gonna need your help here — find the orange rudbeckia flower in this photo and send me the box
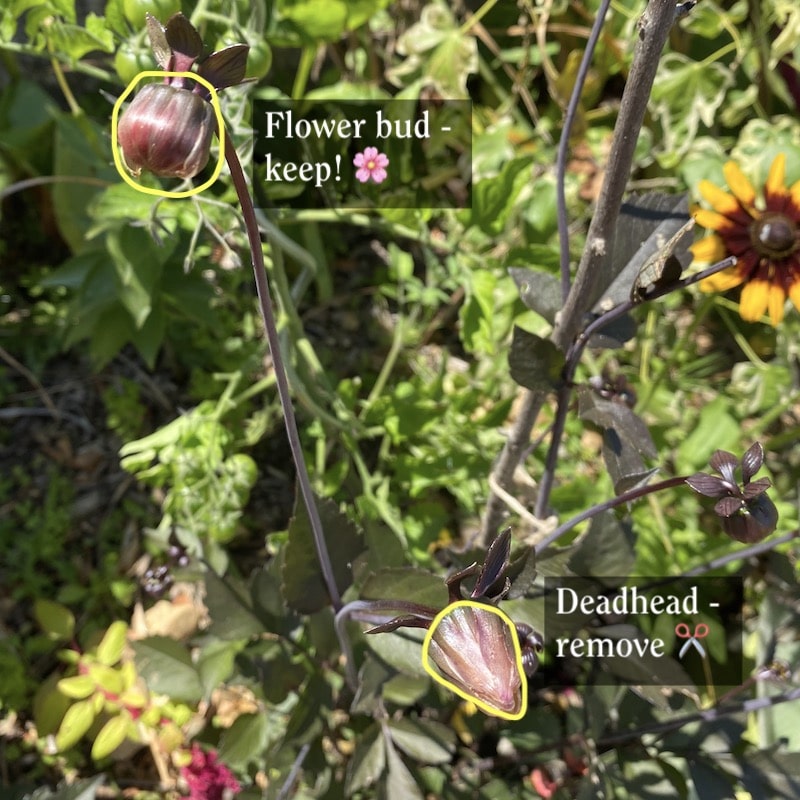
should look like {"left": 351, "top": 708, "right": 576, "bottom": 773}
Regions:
{"left": 691, "top": 153, "right": 800, "bottom": 325}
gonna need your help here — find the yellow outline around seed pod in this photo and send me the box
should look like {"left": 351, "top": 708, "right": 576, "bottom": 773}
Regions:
{"left": 421, "top": 599, "right": 528, "bottom": 721}
{"left": 111, "top": 71, "right": 225, "bottom": 199}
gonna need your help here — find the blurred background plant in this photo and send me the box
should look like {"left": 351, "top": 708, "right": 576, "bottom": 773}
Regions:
{"left": 1, "top": 0, "right": 800, "bottom": 797}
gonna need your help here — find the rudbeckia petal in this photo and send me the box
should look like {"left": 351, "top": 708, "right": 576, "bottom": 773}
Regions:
{"left": 698, "top": 180, "right": 743, "bottom": 217}
{"left": 700, "top": 268, "right": 744, "bottom": 293}
{"left": 767, "top": 282, "right": 786, "bottom": 325}
{"left": 739, "top": 280, "right": 770, "bottom": 321}
{"left": 694, "top": 208, "right": 735, "bottom": 232}
{"left": 723, "top": 161, "right": 756, "bottom": 208}
{"left": 690, "top": 235, "right": 727, "bottom": 263}
{"left": 765, "top": 153, "right": 786, "bottom": 197}
{"left": 788, "top": 280, "right": 800, "bottom": 312}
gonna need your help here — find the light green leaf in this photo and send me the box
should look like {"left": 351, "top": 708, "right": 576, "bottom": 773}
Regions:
{"left": 470, "top": 156, "right": 533, "bottom": 236}
{"left": 57, "top": 675, "right": 96, "bottom": 700}
{"left": 34, "top": 600, "right": 75, "bottom": 642}
{"left": 55, "top": 698, "right": 97, "bottom": 751}
{"left": 95, "top": 621, "right": 128, "bottom": 667}
{"left": 91, "top": 714, "right": 132, "bottom": 760}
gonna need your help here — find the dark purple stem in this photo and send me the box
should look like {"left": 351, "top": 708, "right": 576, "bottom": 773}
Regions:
{"left": 534, "top": 256, "right": 737, "bottom": 519}
{"left": 224, "top": 131, "right": 342, "bottom": 611}
{"left": 535, "top": 475, "right": 688, "bottom": 553}
{"left": 557, "top": 0, "right": 613, "bottom": 301}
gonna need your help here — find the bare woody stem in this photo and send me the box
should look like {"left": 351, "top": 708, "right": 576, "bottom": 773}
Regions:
{"left": 224, "top": 130, "right": 342, "bottom": 611}
{"left": 482, "top": 0, "right": 678, "bottom": 541}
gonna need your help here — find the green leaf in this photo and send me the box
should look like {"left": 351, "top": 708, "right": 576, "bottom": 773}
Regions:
{"left": 105, "top": 227, "right": 168, "bottom": 328}
{"left": 387, "top": 718, "right": 456, "bottom": 764}
{"left": 675, "top": 396, "right": 739, "bottom": 473}
{"left": 131, "top": 637, "right": 204, "bottom": 702}
{"left": 384, "top": 730, "right": 423, "bottom": 799}
{"left": 51, "top": 112, "right": 115, "bottom": 253}
{"left": 282, "top": 494, "right": 365, "bottom": 614}
{"left": 218, "top": 712, "right": 283, "bottom": 770}
{"left": 651, "top": 53, "right": 734, "bottom": 168}
{"left": 277, "top": 0, "right": 392, "bottom": 42}
{"left": 56, "top": 675, "right": 96, "bottom": 700}
{"left": 197, "top": 640, "right": 243, "bottom": 696}
{"left": 568, "top": 512, "right": 636, "bottom": 580}
{"left": 55, "top": 698, "right": 97, "bottom": 751}
{"left": 91, "top": 714, "right": 132, "bottom": 760}
{"left": 508, "top": 326, "right": 565, "bottom": 393}
{"left": 470, "top": 156, "right": 533, "bottom": 236}
{"left": 393, "top": 3, "right": 477, "bottom": 98}
{"left": 204, "top": 568, "right": 265, "bottom": 641}
{"left": 95, "top": 621, "right": 127, "bottom": 667}
{"left": 345, "top": 723, "right": 385, "bottom": 795}
{"left": 34, "top": 599, "right": 75, "bottom": 641}
{"left": 46, "top": 17, "right": 114, "bottom": 60}
{"left": 361, "top": 567, "right": 448, "bottom": 609}
{"left": 23, "top": 775, "right": 106, "bottom": 800}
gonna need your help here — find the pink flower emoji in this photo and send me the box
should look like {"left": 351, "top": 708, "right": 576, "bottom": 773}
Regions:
{"left": 180, "top": 744, "right": 241, "bottom": 800}
{"left": 353, "top": 146, "right": 389, "bottom": 184}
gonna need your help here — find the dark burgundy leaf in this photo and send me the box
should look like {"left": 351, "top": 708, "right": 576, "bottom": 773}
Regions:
{"left": 742, "top": 477, "right": 772, "bottom": 499}
{"left": 586, "top": 313, "right": 637, "bottom": 350}
{"left": 200, "top": 44, "right": 249, "bottom": 89}
{"left": 685, "top": 474, "right": 730, "bottom": 498}
{"left": 715, "top": 496, "right": 745, "bottom": 517}
{"left": 366, "top": 615, "right": 432, "bottom": 634}
{"left": 741, "top": 442, "right": 765, "bottom": 483}
{"left": 508, "top": 268, "right": 562, "bottom": 324}
{"left": 472, "top": 528, "right": 512, "bottom": 598}
{"left": 164, "top": 12, "right": 203, "bottom": 61}
{"left": 508, "top": 326, "right": 565, "bottom": 393}
{"left": 709, "top": 450, "right": 738, "bottom": 483}
{"left": 145, "top": 13, "right": 171, "bottom": 68}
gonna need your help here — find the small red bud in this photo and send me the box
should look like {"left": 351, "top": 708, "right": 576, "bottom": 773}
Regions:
{"left": 117, "top": 83, "right": 215, "bottom": 179}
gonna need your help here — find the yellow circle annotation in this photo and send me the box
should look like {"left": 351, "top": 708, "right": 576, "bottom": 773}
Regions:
{"left": 421, "top": 599, "right": 528, "bottom": 721}
{"left": 111, "top": 71, "right": 225, "bottom": 199}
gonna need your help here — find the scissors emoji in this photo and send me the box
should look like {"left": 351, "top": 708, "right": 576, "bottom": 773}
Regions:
{"left": 675, "top": 622, "right": 709, "bottom": 659}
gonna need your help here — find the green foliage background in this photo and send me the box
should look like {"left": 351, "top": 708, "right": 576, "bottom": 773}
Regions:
{"left": 1, "top": 0, "right": 800, "bottom": 797}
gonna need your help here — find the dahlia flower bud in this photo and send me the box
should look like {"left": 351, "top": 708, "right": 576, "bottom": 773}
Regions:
{"left": 427, "top": 603, "right": 524, "bottom": 716}
{"left": 117, "top": 83, "right": 215, "bottom": 179}
{"left": 115, "top": 12, "right": 249, "bottom": 180}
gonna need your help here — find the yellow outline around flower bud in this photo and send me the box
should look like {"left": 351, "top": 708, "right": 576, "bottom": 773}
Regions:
{"left": 111, "top": 71, "right": 225, "bottom": 199}
{"left": 421, "top": 600, "right": 528, "bottom": 721}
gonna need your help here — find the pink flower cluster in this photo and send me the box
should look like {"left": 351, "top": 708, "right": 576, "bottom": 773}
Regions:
{"left": 180, "top": 744, "right": 241, "bottom": 800}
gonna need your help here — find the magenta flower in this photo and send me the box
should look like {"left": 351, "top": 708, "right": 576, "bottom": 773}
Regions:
{"left": 353, "top": 146, "right": 389, "bottom": 184}
{"left": 180, "top": 744, "right": 241, "bottom": 800}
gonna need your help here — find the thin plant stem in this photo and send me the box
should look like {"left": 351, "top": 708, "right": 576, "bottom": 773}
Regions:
{"left": 534, "top": 256, "right": 736, "bottom": 518}
{"left": 459, "top": 0, "right": 501, "bottom": 35}
{"left": 557, "top": 0, "right": 612, "bottom": 301}
{"left": 534, "top": 475, "right": 688, "bottom": 553}
{"left": 223, "top": 131, "right": 342, "bottom": 611}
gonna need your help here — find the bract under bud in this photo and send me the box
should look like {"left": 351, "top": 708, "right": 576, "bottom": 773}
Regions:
{"left": 427, "top": 603, "right": 524, "bottom": 716}
{"left": 117, "top": 83, "right": 215, "bottom": 179}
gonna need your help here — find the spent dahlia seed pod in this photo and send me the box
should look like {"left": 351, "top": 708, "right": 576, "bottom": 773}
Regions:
{"left": 428, "top": 603, "right": 523, "bottom": 715}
